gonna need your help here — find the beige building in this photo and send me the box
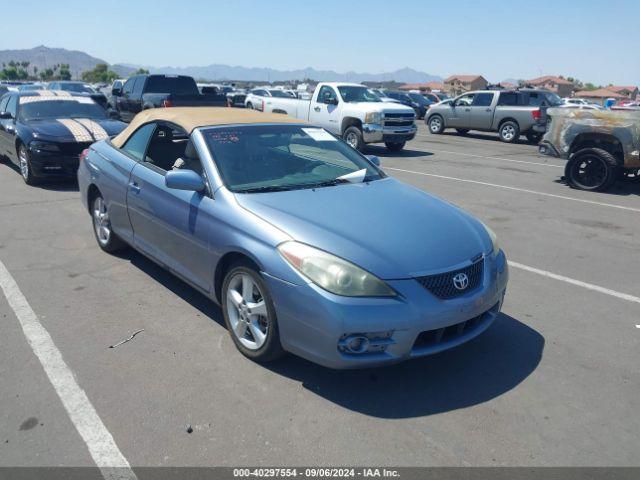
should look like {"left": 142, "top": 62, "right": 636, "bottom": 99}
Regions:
{"left": 607, "top": 86, "right": 639, "bottom": 99}
{"left": 525, "top": 76, "right": 575, "bottom": 97}
{"left": 443, "top": 75, "right": 488, "bottom": 95}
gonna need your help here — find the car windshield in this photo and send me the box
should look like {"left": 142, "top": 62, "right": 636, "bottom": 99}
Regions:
{"left": 269, "top": 90, "right": 291, "bottom": 98}
{"left": 337, "top": 86, "right": 381, "bottom": 103}
{"left": 18, "top": 99, "right": 107, "bottom": 121}
{"left": 59, "top": 83, "right": 95, "bottom": 93}
{"left": 203, "top": 125, "right": 384, "bottom": 193}
{"left": 146, "top": 76, "right": 199, "bottom": 95}
{"left": 408, "top": 93, "right": 431, "bottom": 105}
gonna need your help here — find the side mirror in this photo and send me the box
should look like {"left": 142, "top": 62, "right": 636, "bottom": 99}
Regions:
{"left": 111, "top": 87, "right": 122, "bottom": 96}
{"left": 0, "top": 111, "right": 12, "bottom": 119}
{"left": 365, "top": 155, "right": 381, "bottom": 167}
{"left": 165, "top": 169, "right": 206, "bottom": 192}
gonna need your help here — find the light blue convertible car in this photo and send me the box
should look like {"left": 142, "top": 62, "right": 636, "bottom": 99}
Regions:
{"left": 78, "top": 107, "right": 508, "bottom": 369}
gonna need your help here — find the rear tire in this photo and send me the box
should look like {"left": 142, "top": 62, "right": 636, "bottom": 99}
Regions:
{"left": 428, "top": 115, "right": 444, "bottom": 134}
{"left": 499, "top": 120, "right": 520, "bottom": 143}
{"left": 456, "top": 128, "right": 469, "bottom": 135}
{"left": 91, "top": 193, "right": 127, "bottom": 253}
{"left": 221, "top": 260, "right": 285, "bottom": 363}
{"left": 384, "top": 141, "right": 405, "bottom": 152}
{"left": 565, "top": 148, "right": 618, "bottom": 192}
{"left": 343, "top": 126, "right": 365, "bottom": 152}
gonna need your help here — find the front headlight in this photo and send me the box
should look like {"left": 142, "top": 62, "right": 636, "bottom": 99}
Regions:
{"left": 30, "top": 141, "right": 60, "bottom": 152}
{"left": 480, "top": 221, "right": 500, "bottom": 255}
{"left": 364, "top": 111, "right": 383, "bottom": 125}
{"left": 278, "top": 241, "right": 396, "bottom": 297}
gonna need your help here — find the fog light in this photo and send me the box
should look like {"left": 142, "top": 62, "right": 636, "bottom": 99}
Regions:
{"left": 338, "top": 331, "right": 394, "bottom": 355}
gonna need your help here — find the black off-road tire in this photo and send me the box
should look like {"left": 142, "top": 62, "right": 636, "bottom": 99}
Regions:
{"left": 565, "top": 148, "right": 619, "bottom": 192}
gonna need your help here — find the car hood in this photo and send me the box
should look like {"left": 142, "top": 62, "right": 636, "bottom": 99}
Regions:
{"left": 235, "top": 178, "right": 491, "bottom": 279}
{"left": 24, "top": 118, "right": 126, "bottom": 142}
{"left": 343, "top": 102, "right": 415, "bottom": 115}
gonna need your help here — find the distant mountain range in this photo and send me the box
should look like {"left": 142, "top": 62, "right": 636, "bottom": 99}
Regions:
{"left": 0, "top": 46, "right": 443, "bottom": 83}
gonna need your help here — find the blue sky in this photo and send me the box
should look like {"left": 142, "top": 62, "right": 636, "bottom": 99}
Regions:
{"left": 3, "top": 0, "right": 639, "bottom": 85}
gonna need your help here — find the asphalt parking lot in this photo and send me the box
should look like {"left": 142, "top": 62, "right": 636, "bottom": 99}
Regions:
{"left": 1, "top": 123, "right": 639, "bottom": 468}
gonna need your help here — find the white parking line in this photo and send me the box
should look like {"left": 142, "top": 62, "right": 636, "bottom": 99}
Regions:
{"left": 385, "top": 167, "right": 640, "bottom": 213}
{"left": 508, "top": 261, "right": 640, "bottom": 305}
{"left": 0, "top": 259, "right": 136, "bottom": 480}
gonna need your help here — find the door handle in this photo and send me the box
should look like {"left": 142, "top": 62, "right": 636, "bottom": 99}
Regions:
{"left": 485, "top": 108, "right": 492, "bottom": 112}
{"left": 464, "top": 108, "right": 471, "bottom": 112}
{"left": 314, "top": 107, "right": 321, "bottom": 112}
{"left": 129, "top": 182, "right": 140, "bottom": 194}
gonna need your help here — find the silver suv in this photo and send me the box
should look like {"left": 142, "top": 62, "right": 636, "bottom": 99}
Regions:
{"left": 426, "top": 89, "right": 558, "bottom": 143}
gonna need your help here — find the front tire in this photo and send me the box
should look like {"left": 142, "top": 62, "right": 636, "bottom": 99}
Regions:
{"left": 18, "top": 144, "right": 38, "bottom": 186}
{"left": 91, "top": 194, "right": 127, "bottom": 253}
{"left": 384, "top": 141, "right": 405, "bottom": 152}
{"left": 499, "top": 120, "right": 520, "bottom": 143}
{"left": 428, "top": 115, "right": 444, "bottom": 134}
{"left": 343, "top": 126, "right": 365, "bottom": 152}
{"left": 222, "top": 261, "right": 284, "bottom": 363}
{"left": 565, "top": 148, "right": 618, "bottom": 192}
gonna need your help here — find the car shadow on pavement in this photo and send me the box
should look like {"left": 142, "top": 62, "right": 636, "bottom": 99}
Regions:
{"left": 554, "top": 177, "right": 640, "bottom": 197}
{"left": 364, "top": 145, "right": 433, "bottom": 158}
{"left": 441, "top": 131, "right": 534, "bottom": 145}
{"left": 1, "top": 161, "right": 79, "bottom": 192}
{"left": 266, "top": 313, "right": 544, "bottom": 419}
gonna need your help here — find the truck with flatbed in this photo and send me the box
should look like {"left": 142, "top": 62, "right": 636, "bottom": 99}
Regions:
{"left": 258, "top": 82, "right": 417, "bottom": 151}
{"left": 539, "top": 108, "right": 640, "bottom": 191}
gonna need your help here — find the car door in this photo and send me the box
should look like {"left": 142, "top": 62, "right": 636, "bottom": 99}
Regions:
{"left": 308, "top": 86, "right": 341, "bottom": 134}
{"left": 126, "top": 123, "right": 213, "bottom": 292}
{"left": 0, "top": 95, "right": 11, "bottom": 158}
{"left": 118, "top": 77, "right": 136, "bottom": 122}
{"left": 129, "top": 76, "right": 145, "bottom": 115}
{"left": 467, "top": 92, "right": 495, "bottom": 130}
{"left": 0, "top": 94, "right": 19, "bottom": 162}
{"left": 447, "top": 93, "right": 475, "bottom": 128}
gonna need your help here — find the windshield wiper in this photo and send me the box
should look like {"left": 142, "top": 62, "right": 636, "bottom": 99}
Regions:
{"left": 236, "top": 185, "right": 300, "bottom": 193}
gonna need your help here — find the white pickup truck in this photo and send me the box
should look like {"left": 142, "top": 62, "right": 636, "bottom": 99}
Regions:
{"left": 260, "top": 82, "right": 417, "bottom": 151}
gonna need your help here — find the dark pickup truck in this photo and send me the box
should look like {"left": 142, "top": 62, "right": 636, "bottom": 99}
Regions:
{"left": 110, "top": 74, "right": 227, "bottom": 122}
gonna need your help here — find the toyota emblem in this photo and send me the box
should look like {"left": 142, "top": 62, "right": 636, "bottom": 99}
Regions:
{"left": 452, "top": 272, "right": 469, "bottom": 290}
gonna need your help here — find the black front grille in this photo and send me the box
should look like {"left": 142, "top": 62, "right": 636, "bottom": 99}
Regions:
{"left": 415, "top": 257, "right": 484, "bottom": 299}
{"left": 412, "top": 303, "right": 497, "bottom": 351}
{"left": 385, "top": 120, "right": 414, "bottom": 127}
{"left": 385, "top": 112, "right": 414, "bottom": 119}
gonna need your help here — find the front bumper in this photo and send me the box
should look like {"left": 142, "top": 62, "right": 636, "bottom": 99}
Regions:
{"left": 362, "top": 123, "right": 417, "bottom": 144}
{"left": 264, "top": 251, "right": 509, "bottom": 369}
{"left": 29, "top": 148, "right": 82, "bottom": 178}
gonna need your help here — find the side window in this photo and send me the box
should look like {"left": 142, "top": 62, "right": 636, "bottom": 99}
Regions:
{"left": 132, "top": 77, "right": 145, "bottom": 96}
{"left": 144, "top": 124, "right": 193, "bottom": 173}
{"left": 528, "top": 93, "right": 542, "bottom": 106}
{"left": 122, "top": 78, "right": 135, "bottom": 95}
{"left": 472, "top": 93, "right": 494, "bottom": 107}
{"left": 6, "top": 94, "right": 18, "bottom": 117}
{"left": 121, "top": 123, "right": 156, "bottom": 161}
{"left": 497, "top": 92, "right": 518, "bottom": 106}
{"left": 0, "top": 95, "right": 9, "bottom": 112}
{"left": 455, "top": 93, "right": 475, "bottom": 106}
{"left": 316, "top": 86, "right": 337, "bottom": 104}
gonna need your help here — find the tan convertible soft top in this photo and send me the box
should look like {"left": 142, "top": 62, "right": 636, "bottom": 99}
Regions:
{"left": 111, "top": 107, "right": 306, "bottom": 148}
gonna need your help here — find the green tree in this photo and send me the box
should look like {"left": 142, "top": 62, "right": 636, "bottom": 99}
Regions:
{"left": 81, "top": 63, "right": 118, "bottom": 83}
{"left": 135, "top": 68, "right": 149, "bottom": 75}
{"left": 57, "top": 64, "right": 72, "bottom": 81}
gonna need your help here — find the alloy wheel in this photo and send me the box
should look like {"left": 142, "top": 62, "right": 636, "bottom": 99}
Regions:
{"left": 501, "top": 125, "right": 516, "bottom": 141}
{"left": 430, "top": 117, "right": 441, "bottom": 133}
{"left": 19, "top": 146, "right": 29, "bottom": 181}
{"left": 570, "top": 155, "right": 608, "bottom": 189}
{"left": 93, "top": 197, "right": 112, "bottom": 246}
{"left": 226, "top": 273, "right": 269, "bottom": 350}
{"left": 345, "top": 132, "right": 358, "bottom": 148}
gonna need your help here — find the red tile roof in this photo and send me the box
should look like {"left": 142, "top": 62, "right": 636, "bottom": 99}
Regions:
{"left": 527, "top": 75, "right": 573, "bottom": 86}
{"left": 574, "top": 88, "right": 626, "bottom": 99}
{"left": 607, "top": 85, "right": 638, "bottom": 94}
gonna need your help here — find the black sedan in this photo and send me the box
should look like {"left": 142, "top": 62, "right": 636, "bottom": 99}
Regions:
{"left": 47, "top": 81, "right": 109, "bottom": 110}
{"left": 0, "top": 90, "right": 126, "bottom": 185}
